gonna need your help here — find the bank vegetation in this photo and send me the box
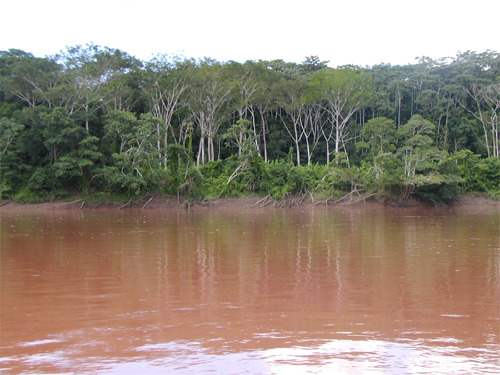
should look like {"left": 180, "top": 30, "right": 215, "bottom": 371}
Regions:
{"left": 1, "top": 46, "right": 499, "bottom": 206}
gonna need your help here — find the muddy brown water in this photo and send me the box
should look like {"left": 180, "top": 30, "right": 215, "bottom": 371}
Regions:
{"left": 1, "top": 205, "right": 499, "bottom": 374}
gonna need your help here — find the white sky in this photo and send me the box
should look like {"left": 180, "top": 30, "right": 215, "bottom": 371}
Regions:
{"left": 1, "top": 0, "right": 499, "bottom": 67}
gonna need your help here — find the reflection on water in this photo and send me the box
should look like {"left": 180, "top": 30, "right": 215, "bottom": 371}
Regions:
{"left": 4, "top": 338, "right": 498, "bottom": 375}
{"left": 1, "top": 205, "right": 499, "bottom": 374}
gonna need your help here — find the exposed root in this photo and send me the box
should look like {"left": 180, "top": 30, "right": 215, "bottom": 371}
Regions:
{"left": 314, "top": 195, "right": 335, "bottom": 206}
{"left": 251, "top": 192, "right": 311, "bottom": 208}
{"left": 338, "top": 192, "right": 379, "bottom": 205}
{"left": 251, "top": 194, "right": 273, "bottom": 208}
{"left": 315, "top": 189, "right": 380, "bottom": 206}
{"left": 307, "top": 189, "right": 315, "bottom": 205}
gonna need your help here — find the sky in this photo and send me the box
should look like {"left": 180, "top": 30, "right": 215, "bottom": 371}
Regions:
{"left": 1, "top": 0, "right": 499, "bottom": 67}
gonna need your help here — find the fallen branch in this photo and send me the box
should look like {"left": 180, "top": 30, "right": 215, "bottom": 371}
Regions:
{"left": 314, "top": 195, "right": 335, "bottom": 206}
{"left": 142, "top": 195, "right": 155, "bottom": 209}
{"left": 59, "top": 199, "right": 84, "bottom": 206}
{"left": 338, "top": 192, "right": 379, "bottom": 206}
{"left": 251, "top": 194, "right": 272, "bottom": 208}
{"left": 118, "top": 198, "right": 133, "bottom": 209}
{"left": 227, "top": 160, "right": 249, "bottom": 184}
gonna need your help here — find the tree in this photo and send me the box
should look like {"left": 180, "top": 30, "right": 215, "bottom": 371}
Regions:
{"left": 104, "top": 110, "right": 161, "bottom": 170}
{"left": 227, "top": 61, "right": 263, "bottom": 156}
{"left": 222, "top": 119, "right": 263, "bottom": 187}
{"left": 358, "top": 117, "right": 396, "bottom": 155}
{"left": 460, "top": 83, "right": 500, "bottom": 158}
{"left": 301, "top": 55, "right": 329, "bottom": 73}
{"left": 252, "top": 61, "right": 282, "bottom": 162}
{"left": 312, "top": 67, "right": 374, "bottom": 163}
{"left": 21, "top": 108, "right": 103, "bottom": 194}
{"left": 398, "top": 115, "right": 448, "bottom": 199}
{"left": 143, "top": 55, "right": 190, "bottom": 168}
{"left": 104, "top": 110, "right": 139, "bottom": 154}
{"left": 453, "top": 50, "right": 500, "bottom": 158}
{"left": 0, "top": 117, "right": 25, "bottom": 197}
{"left": 275, "top": 77, "right": 310, "bottom": 165}
{"left": 56, "top": 44, "right": 142, "bottom": 132}
{"left": 186, "top": 60, "right": 232, "bottom": 167}
{"left": 0, "top": 49, "right": 63, "bottom": 108}
{"left": 103, "top": 110, "right": 162, "bottom": 192}
{"left": 302, "top": 102, "right": 323, "bottom": 165}
{"left": 223, "top": 119, "right": 258, "bottom": 156}
{"left": 41, "top": 108, "right": 86, "bottom": 165}
{"left": 0, "top": 117, "right": 24, "bottom": 156}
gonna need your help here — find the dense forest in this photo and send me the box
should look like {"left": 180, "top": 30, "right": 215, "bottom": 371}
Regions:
{"left": 1, "top": 45, "right": 499, "bottom": 205}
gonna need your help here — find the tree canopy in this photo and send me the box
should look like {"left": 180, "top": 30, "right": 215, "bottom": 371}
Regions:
{"left": 1, "top": 45, "right": 499, "bottom": 204}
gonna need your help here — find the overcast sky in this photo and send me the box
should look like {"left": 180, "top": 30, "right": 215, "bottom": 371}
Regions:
{"left": 1, "top": 0, "right": 498, "bottom": 67}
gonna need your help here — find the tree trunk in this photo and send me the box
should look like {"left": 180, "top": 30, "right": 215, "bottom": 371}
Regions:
{"left": 196, "top": 136, "right": 205, "bottom": 167}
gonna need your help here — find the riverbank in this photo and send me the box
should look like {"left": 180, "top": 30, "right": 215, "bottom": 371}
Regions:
{"left": 1, "top": 194, "right": 499, "bottom": 211}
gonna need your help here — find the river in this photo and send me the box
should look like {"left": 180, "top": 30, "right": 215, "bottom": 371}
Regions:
{"left": 1, "top": 205, "right": 499, "bottom": 374}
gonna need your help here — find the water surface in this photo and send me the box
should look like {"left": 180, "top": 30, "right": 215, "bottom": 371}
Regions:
{"left": 1, "top": 205, "right": 499, "bottom": 374}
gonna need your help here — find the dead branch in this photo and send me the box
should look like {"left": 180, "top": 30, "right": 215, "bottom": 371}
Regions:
{"left": 227, "top": 160, "right": 249, "bottom": 184}
{"left": 337, "top": 192, "right": 379, "bottom": 206}
{"left": 142, "top": 195, "right": 155, "bottom": 209}
{"left": 251, "top": 194, "right": 272, "bottom": 208}
{"left": 59, "top": 199, "right": 84, "bottom": 206}
{"left": 118, "top": 198, "right": 133, "bottom": 209}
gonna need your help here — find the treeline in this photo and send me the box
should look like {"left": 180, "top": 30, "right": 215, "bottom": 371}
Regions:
{"left": 1, "top": 45, "right": 499, "bottom": 204}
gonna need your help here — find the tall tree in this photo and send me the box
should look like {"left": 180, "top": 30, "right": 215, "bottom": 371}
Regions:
{"left": 275, "top": 77, "right": 311, "bottom": 165}
{"left": 460, "top": 83, "right": 500, "bottom": 158}
{"left": 0, "top": 49, "right": 63, "bottom": 108}
{"left": 312, "top": 67, "right": 374, "bottom": 163}
{"left": 358, "top": 117, "right": 396, "bottom": 155}
{"left": 187, "top": 60, "right": 232, "bottom": 167}
{"left": 56, "top": 44, "right": 142, "bottom": 132}
{"left": 143, "top": 55, "right": 190, "bottom": 168}
{"left": 225, "top": 61, "right": 263, "bottom": 155}
{"left": 397, "top": 115, "right": 447, "bottom": 198}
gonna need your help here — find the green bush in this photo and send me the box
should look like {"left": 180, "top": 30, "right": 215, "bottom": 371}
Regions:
{"left": 263, "top": 161, "right": 325, "bottom": 198}
{"left": 452, "top": 151, "right": 500, "bottom": 194}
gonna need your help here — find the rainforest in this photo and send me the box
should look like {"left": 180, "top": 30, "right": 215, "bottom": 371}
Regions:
{"left": 1, "top": 46, "right": 499, "bottom": 206}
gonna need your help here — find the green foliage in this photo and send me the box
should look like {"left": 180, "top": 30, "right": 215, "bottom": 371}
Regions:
{"left": 13, "top": 186, "right": 52, "bottom": 203}
{"left": 93, "top": 165, "right": 148, "bottom": 195}
{"left": 321, "top": 163, "right": 367, "bottom": 193}
{"left": 12, "top": 166, "right": 70, "bottom": 202}
{"left": 412, "top": 183, "right": 461, "bottom": 206}
{"left": 180, "top": 164, "right": 205, "bottom": 201}
{"left": 470, "top": 158, "right": 500, "bottom": 194}
{"left": 452, "top": 150, "right": 500, "bottom": 194}
{"left": 102, "top": 110, "right": 162, "bottom": 193}
{"left": 395, "top": 115, "right": 451, "bottom": 198}
{"left": 359, "top": 117, "right": 396, "bottom": 154}
{"left": 264, "top": 161, "right": 326, "bottom": 198}
{"left": 0, "top": 117, "right": 25, "bottom": 198}
{"left": 362, "top": 153, "right": 404, "bottom": 189}
{"left": 198, "top": 160, "right": 234, "bottom": 198}
{"left": 223, "top": 119, "right": 258, "bottom": 155}
{"left": 1, "top": 46, "right": 499, "bottom": 205}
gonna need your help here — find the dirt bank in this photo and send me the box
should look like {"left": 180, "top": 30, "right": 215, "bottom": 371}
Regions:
{"left": 1, "top": 194, "right": 499, "bottom": 212}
